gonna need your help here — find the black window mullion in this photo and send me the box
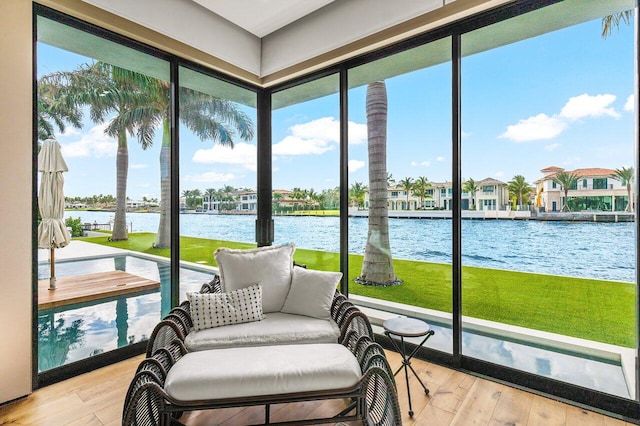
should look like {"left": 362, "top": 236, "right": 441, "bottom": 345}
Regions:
{"left": 170, "top": 61, "right": 180, "bottom": 309}
{"left": 452, "top": 33, "right": 462, "bottom": 365}
{"left": 340, "top": 68, "right": 349, "bottom": 295}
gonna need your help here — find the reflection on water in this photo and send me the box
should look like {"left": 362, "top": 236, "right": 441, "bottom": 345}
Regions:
{"left": 38, "top": 255, "right": 214, "bottom": 372}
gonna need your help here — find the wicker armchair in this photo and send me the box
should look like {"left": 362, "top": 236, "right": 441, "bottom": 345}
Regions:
{"left": 147, "top": 274, "right": 373, "bottom": 357}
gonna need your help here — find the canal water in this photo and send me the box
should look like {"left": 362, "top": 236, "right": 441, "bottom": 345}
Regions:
{"left": 67, "top": 211, "right": 636, "bottom": 282}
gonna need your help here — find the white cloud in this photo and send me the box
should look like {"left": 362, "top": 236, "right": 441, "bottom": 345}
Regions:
{"left": 410, "top": 161, "right": 417, "bottom": 167}
{"left": 184, "top": 171, "right": 236, "bottom": 183}
{"left": 500, "top": 93, "right": 622, "bottom": 143}
{"left": 272, "top": 117, "right": 366, "bottom": 156}
{"left": 192, "top": 142, "right": 257, "bottom": 171}
{"left": 544, "top": 143, "right": 561, "bottom": 151}
{"left": 462, "top": 130, "right": 471, "bottom": 139}
{"left": 494, "top": 171, "right": 504, "bottom": 178}
{"left": 436, "top": 157, "right": 445, "bottom": 163}
{"left": 60, "top": 123, "right": 116, "bottom": 158}
{"left": 130, "top": 164, "right": 148, "bottom": 169}
{"left": 348, "top": 160, "right": 365, "bottom": 173}
{"left": 624, "top": 94, "right": 634, "bottom": 112}
{"left": 59, "top": 126, "right": 81, "bottom": 137}
{"left": 421, "top": 161, "right": 431, "bottom": 167}
{"left": 499, "top": 113, "right": 567, "bottom": 142}
{"left": 559, "top": 93, "right": 620, "bottom": 120}
{"left": 273, "top": 135, "right": 334, "bottom": 156}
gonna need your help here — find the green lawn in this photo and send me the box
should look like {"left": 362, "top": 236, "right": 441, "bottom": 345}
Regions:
{"left": 83, "top": 232, "right": 636, "bottom": 348}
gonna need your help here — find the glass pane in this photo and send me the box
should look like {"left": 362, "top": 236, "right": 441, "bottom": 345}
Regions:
{"left": 348, "top": 38, "right": 453, "bottom": 354}
{"left": 178, "top": 66, "right": 258, "bottom": 300}
{"left": 461, "top": 0, "right": 636, "bottom": 398}
{"left": 272, "top": 74, "right": 340, "bottom": 271}
{"left": 37, "top": 16, "right": 171, "bottom": 371}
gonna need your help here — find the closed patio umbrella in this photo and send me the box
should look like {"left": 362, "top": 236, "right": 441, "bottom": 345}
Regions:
{"left": 38, "top": 137, "right": 70, "bottom": 290}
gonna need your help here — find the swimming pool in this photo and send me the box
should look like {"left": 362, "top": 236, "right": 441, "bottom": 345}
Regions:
{"left": 37, "top": 254, "right": 213, "bottom": 372}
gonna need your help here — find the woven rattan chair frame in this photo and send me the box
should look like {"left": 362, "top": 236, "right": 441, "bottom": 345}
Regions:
{"left": 124, "top": 337, "right": 401, "bottom": 426}
{"left": 146, "top": 320, "right": 186, "bottom": 357}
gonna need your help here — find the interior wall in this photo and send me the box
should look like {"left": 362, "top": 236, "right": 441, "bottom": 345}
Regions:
{"left": 0, "top": 0, "right": 33, "bottom": 404}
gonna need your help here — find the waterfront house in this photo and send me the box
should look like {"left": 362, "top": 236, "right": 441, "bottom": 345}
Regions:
{"left": 535, "top": 166, "right": 632, "bottom": 212}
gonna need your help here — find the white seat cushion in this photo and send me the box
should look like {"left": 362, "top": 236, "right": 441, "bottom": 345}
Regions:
{"left": 184, "top": 312, "right": 340, "bottom": 351}
{"left": 165, "top": 344, "right": 362, "bottom": 401}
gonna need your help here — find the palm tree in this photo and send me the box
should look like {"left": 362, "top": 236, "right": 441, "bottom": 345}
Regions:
{"left": 387, "top": 173, "right": 396, "bottom": 187}
{"left": 399, "top": 177, "right": 413, "bottom": 210}
{"left": 463, "top": 178, "right": 479, "bottom": 210}
{"left": 272, "top": 192, "right": 283, "bottom": 212}
{"left": 508, "top": 175, "right": 532, "bottom": 210}
{"left": 412, "top": 176, "right": 432, "bottom": 209}
{"left": 358, "top": 81, "right": 399, "bottom": 286}
{"left": 43, "top": 63, "right": 158, "bottom": 241}
{"left": 610, "top": 167, "right": 634, "bottom": 212}
{"left": 204, "top": 188, "right": 216, "bottom": 211}
{"left": 349, "top": 182, "right": 367, "bottom": 209}
{"left": 602, "top": 11, "right": 633, "bottom": 38}
{"left": 552, "top": 171, "right": 579, "bottom": 212}
{"left": 122, "top": 75, "right": 254, "bottom": 248}
{"left": 36, "top": 76, "right": 83, "bottom": 142}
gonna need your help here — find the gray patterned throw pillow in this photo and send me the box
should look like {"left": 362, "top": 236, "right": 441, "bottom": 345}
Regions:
{"left": 187, "top": 283, "right": 265, "bottom": 331}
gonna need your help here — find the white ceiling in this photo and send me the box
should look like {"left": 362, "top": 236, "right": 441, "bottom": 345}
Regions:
{"left": 190, "top": 0, "right": 336, "bottom": 37}
{"left": 80, "top": 0, "right": 462, "bottom": 79}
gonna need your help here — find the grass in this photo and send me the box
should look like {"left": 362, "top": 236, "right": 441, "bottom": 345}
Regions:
{"left": 82, "top": 232, "right": 636, "bottom": 348}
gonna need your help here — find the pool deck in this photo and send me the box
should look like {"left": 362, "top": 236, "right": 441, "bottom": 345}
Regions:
{"left": 38, "top": 240, "right": 128, "bottom": 262}
{"left": 38, "top": 270, "right": 160, "bottom": 309}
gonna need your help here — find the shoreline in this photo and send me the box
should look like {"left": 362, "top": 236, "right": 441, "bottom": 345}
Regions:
{"left": 69, "top": 208, "right": 635, "bottom": 222}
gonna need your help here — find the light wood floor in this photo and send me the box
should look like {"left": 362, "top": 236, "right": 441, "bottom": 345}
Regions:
{"left": 0, "top": 350, "right": 634, "bottom": 425}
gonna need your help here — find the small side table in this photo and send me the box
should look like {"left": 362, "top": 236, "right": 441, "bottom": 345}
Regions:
{"left": 383, "top": 316, "right": 434, "bottom": 417}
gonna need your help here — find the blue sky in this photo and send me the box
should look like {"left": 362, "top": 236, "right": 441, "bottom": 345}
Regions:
{"left": 39, "top": 15, "right": 635, "bottom": 199}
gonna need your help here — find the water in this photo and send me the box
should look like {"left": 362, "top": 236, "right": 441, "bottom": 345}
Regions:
{"left": 38, "top": 255, "right": 213, "bottom": 372}
{"left": 67, "top": 211, "right": 636, "bottom": 282}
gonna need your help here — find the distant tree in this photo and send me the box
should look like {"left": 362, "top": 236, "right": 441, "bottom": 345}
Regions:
{"left": 508, "top": 175, "right": 532, "bottom": 209}
{"left": 387, "top": 173, "right": 396, "bottom": 187}
{"left": 399, "top": 177, "right": 413, "bottom": 210}
{"left": 412, "top": 176, "right": 432, "bottom": 209}
{"left": 610, "top": 167, "right": 634, "bottom": 212}
{"left": 349, "top": 182, "right": 367, "bottom": 209}
{"left": 463, "top": 178, "right": 479, "bottom": 210}
{"left": 552, "top": 171, "right": 579, "bottom": 212}
{"left": 204, "top": 188, "right": 216, "bottom": 211}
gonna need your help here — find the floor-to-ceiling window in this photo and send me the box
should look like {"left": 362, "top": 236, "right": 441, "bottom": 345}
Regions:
{"left": 36, "top": 12, "right": 172, "bottom": 376}
{"left": 178, "top": 66, "right": 258, "bottom": 299}
{"left": 35, "top": 0, "right": 640, "bottom": 418}
{"left": 271, "top": 75, "right": 341, "bottom": 270}
{"left": 460, "top": 0, "right": 636, "bottom": 398}
{"left": 347, "top": 39, "right": 453, "bottom": 355}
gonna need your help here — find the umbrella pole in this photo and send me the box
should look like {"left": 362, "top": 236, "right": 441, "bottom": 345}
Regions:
{"left": 49, "top": 247, "right": 56, "bottom": 290}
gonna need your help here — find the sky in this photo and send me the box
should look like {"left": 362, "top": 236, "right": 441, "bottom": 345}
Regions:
{"left": 38, "top": 12, "right": 635, "bottom": 200}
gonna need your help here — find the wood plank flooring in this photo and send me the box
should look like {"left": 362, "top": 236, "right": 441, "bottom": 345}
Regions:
{"left": 38, "top": 270, "right": 160, "bottom": 309}
{"left": 0, "top": 350, "right": 635, "bottom": 426}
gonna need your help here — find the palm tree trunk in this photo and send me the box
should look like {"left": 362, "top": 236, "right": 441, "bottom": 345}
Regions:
{"left": 627, "top": 183, "right": 632, "bottom": 212}
{"left": 359, "top": 82, "right": 399, "bottom": 286}
{"left": 156, "top": 119, "right": 171, "bottom": 248}
{"left": 563, "top": 189, "right": 570, "bottom": 212}
{"left": 111, "top": 130, "right": 128, "bottom": 240}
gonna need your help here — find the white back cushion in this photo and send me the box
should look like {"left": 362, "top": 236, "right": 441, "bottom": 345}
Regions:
{"left": 281, "top": 267, "right": 342, "bottom": 320}
{"left": 215, "top": 244, "right": 295, "bottom": 313}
